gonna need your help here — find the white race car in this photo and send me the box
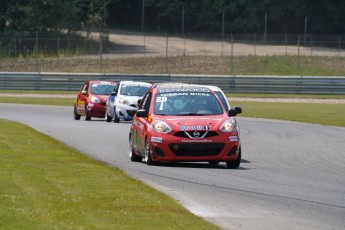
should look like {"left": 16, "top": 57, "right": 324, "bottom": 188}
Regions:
{"left": 105, "top": 81, "right": 152, "bottom": 122}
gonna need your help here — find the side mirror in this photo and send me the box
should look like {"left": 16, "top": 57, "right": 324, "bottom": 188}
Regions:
{"left": 81, "top": 90, "right": 87, "bottom": 95}
{"left": 227, "top": 108, "right": 238, "bottom": 117}
{"left": 136, "top": 109, "right": 148, "bottom": 118}
{"left": 234, "top": 106, "right": 242, "bottom": 114}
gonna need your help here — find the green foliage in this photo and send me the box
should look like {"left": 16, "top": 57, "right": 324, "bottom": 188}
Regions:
{"left": 1, "top": 0, "right": 345, "bottom": 34}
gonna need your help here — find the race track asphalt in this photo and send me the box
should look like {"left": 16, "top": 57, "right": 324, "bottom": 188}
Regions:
{"left": 1, "top": 103, "right": 344, "bottom": 230}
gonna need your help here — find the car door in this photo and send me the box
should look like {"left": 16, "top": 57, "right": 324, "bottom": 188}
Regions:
{"left": 134, "top": 92, "right": 152, "bottom": 155}
{"left": 76, "top": 82, "right": 89, "bottom": 115}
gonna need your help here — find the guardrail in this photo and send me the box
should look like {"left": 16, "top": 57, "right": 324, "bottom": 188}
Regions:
{"left": 0, "top": 72, "right": 344, "bottom": 94}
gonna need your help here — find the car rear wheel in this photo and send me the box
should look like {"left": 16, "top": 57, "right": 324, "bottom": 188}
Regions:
{"left": 114, "top": 107, "right": 120, "bottom": 123}
{"left": 74, "top": 105, "right": 81, "bottom": 120}
{"left": 129, "top": 134, "right": 142, "bottom": 162}
{"left": 85, "top": 106, "right": 91, "bottom": 121}
{"left": 144, "top": 138, "right": 154, "bottom": 165}
{"left": 226, "top": 147, "right": 241, "bottom": 169}
{"left": 105, "top": 107, "right": 112, "bottom": 122}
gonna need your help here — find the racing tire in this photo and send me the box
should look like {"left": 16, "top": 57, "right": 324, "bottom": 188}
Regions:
{"left": 105, "top": 107, "right": 112, "bottom": 122}
{"left": 85, "top": 106, "right": 91, "bottom": 121}
{"left": 129, "top": 134, "right": 142, "bottom": 162}
{"left": 226, "top": 147, "right": 241, "bottom": 169}
{"left": 144, "top": 138, "right": 154, "bottom": 165}
{"left": 74, "top": 105, "right": 81, "bottom": 120}
{"left": 114, "top": 107, "right": 120, "bottom": 123}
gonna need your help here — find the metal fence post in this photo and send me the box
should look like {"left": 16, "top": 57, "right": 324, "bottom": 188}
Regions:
{"left": 254, "top": 34, "right": 257, "bottom": 56}
{"left": 57, "top": 36, "right": 60, "bottom": 58}
{"left": 35, "top": 32, "right": 39, "bottom": 72}
{"left": 165, "top": 33, "right": 168, "bottom": 73}
{"left": 100, "top": 33, "right": 103, "bottom": 73}
{"left": 285, "top": 33, "right": 288, "bottom": 56}
{"left": 338, "top": 36, "right": 341, "bottom": 57}
{"left": 297, "top": 35, "right": 300, "bottom": 76}
{"left": 14, "top": 35, "right": 17, "bottom": 56}
{"left": 230, "top": 34, "right": 234, "bottom": 76}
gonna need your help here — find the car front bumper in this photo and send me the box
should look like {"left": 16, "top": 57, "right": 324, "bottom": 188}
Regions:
{"left": 148, "top": 132, "right": 240, "bottom": 162}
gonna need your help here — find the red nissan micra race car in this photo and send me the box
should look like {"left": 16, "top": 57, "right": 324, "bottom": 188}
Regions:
{"left": 129, "top": 83, "right": 242, "bottom": 168}
{"left": 74, "top": 80, "right": 117, "bottom": 120}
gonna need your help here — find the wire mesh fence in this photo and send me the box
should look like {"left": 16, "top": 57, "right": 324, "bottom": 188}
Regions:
{"left": 0, "top": 31, "right": 344, "bottom": 76}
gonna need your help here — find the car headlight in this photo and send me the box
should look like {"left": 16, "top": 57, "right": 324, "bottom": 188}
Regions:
{"left": 90, "top": 96, "right": 100, "bottom": 104}
{"left": 119, "top": 97, "right": 129, "bottom": 105}
{"left": 220, "top": 120, "right": 235, "bottom": 132}
{"left": 153, "top": 120, "right": 172, "bottom": 133}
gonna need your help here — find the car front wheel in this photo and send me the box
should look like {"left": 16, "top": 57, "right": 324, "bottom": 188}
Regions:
{"left": 105, "top": 107, "right": 112, "bottom": 122}
{"left": 144, "top": 138, "right": 154, "bottom": 165}
{"left": 129, "top": 134, "right": 142, "bottom": 162}
{"left": 114, "top": 107, "right": 120, "bottom": 123}
{"left": 74, "top": 105, "right": 81, "bottom": 120}
{"left": 85, "top": 105, "right": 91, "bottom": 121}
{"left": 226, "top": 147, "right": 241, "bottom": 169}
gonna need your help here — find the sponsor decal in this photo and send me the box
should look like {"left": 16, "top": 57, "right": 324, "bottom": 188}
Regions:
{"left": 158, "top": 88, "right": 210, "bottom": 93}
{"left": 151, "top": 137, "right": 163, "bottom": 143}
{"left": 229, "top": 136, "right": 239, "bottom": 142}
{"left": 133, "top": 120, "right": 144, "bottom": 130}
{"left": 181, "top": 126, "right": 189, "bottom": 131}
{"left": 181, "top": 139, "right": 213, "bottom": 143}
{"left": 180, "top": 126, "right": 210, "bottom": 131}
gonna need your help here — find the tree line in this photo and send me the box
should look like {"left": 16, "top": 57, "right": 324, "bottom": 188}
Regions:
{"left": 1, "top": 0, "right": 345, "bottom": 34}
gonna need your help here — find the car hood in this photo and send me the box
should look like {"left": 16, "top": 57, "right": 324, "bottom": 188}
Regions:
{"left": 156, "top": 115, "right": 227, "bottom": 131}
{"left": 122, "top": 96, "right": 142, "bottom": 106}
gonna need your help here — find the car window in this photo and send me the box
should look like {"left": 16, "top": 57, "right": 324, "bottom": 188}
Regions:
{"left": 154, "top": 92, "right": 223, "bottom": 116}
{"left": 139, "top": 92, "right": 152, "bottom": 113}
{"left": 120, "top": 85, "right": 151, "bottom": 96}
{"left": 90, "top": 83, "right": 115, "bottom": 95}
{"left": 81, "top": 83, "right": 88, "bottom": 92}
{"left": 215, "top": 91, "right": 229, "bottom": 111}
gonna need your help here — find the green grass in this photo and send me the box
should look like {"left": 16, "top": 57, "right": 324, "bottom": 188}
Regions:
{"left": 0, "top": 119, "right": 219, "bottom": 230}
{"left": 233, "top": 101, "right": 345, "bottom": 127}
{"left": 0, "top": 90, "right": 75, "bottom": 95}
{"left": 0, "top": 97, "right": 74, "bottom": 106}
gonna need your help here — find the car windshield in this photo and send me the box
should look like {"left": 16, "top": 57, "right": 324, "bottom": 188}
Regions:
{"left": 154, "top": 91, "right": 223, "bottom": 116}
{"left": 90, "top": 83, "right": 115, "bottom": 95}
{"left": 120, "top": 85, "right": 151, "bottom": 96}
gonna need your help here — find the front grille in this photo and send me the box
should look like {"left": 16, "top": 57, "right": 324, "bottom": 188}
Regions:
{"left": 174, "top": 131, "right": 218, "bottom": 138}
{"left": 168, "top": 143, "right": 224, "bottom": 156}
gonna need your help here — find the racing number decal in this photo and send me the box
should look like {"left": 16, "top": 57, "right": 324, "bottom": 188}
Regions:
{"left": 156, "top": 97, "right": 167, "bottom": 103}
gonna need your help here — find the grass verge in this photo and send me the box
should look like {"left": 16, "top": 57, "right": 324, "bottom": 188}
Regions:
{"left": 0, "top": 119, "right": 219, "bottom": 230}
{"left": 0, "top": 97, "right": 74, "bottom": 106}
{"left": 233, "top": 101, "right": 345, "bottom": 127}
